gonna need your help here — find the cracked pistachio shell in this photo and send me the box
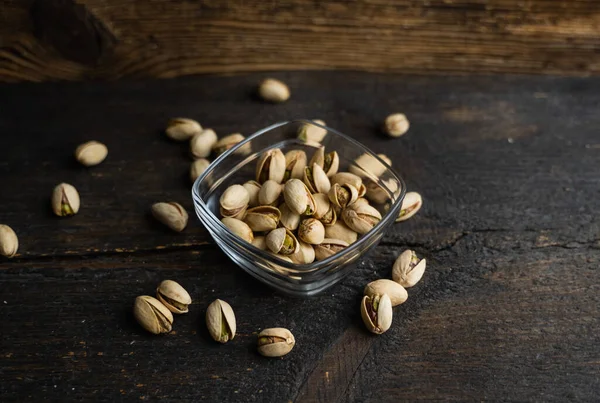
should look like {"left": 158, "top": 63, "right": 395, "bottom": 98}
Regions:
{"left": 361, "top": 294, "right": 392, "bottom": 335}
{"left": 221, "top": 217, "right": 254, "bottom": 243}
{"left": 310, "top": 147, "right": 340, "bottom": 177}
{"left": 342, "top": 203, "right": 382, "bottom": 235}
{"left": 256, "top": 148, "right": 286, "bottom": 184}
{"left": 279, "top": 202, "right": 301, "bottom": 231}
{"left": 289, "top": 240, "right": 315, "bottom": 264}
{"left": 190, "top": 158, "right": 211, "bottom": 182}
{"left": 349, "top": 153, "right": 390, "bottom": 179}
{"left": 206, "top": 299, "right": 236, "bottom": 343}
{"left": 266, "top": 227, "right": 300, "bottom": 255}
{"left": 304, "top": 163, "right": 331, "bottom": 194}
{"left": 313, "top": 193, "right": 336, "bottom": 226}
{"left": 366, "top": 178, "right": 398, "bottom": 205}
{"left": 284, "top": 150, "right": 307, "bottom": 180}
{"left": 283, "top": 179, "right": 316, "bottom": 216}
{"left": 244, "top": 206, "right": 281, "bottom": 232}
{"left": 396, "top": 192, "right": 423, "bottom": 222}
{"left": 75, "top": 141, "right": 108, "bottom": 166}
{"left": 0, "top": 224, "right": 18, "bottom": 258}
{"left": 157, "top": 280, "right": 192, "bottom": 314}
{"left": 258, "top": 180, "right": 283, "bottom": 206}
{"left": 257, "top": 328, "right": 295, "bottom": 357}
{"left": 166, "top": 118, "right": 202, "bottom": 141}
{"left": 364, "top": 279, "right": 408, "bottom": 307}
{"left": 328, "top": 183, "right": 359, "bottom": 209}
{"left": 298, "top": 218, "right": 325, "bottom": 245}
{"left": 384, "top": 113, "right": 410, "bottom": 137}
{"left": 314, "top": 238, "right": 349, "bottom": 261}
{"left": 51, "top": 183, "right": 80, "bottom": 217}
{"left": 133, "top": 295, "right": 173, "bottom": 335}
{"left": 243, "top": 180, "right": 262, "bottom": 207}
{"left": 190, "top": 129, "right": 218, "bottom": 159}
{"left": 331, "top": 172, "right": 366, "bottom": 197}
{"left": 212, "top": 133, "right": 251, "bottom": 156}
{"left": 393, "top": 249, "right": 427, "bottom": 288}
{"left": 324, "top": 220, "right": 358, "bottom": 244}
{"left": 298, "top": 119, "right": 327, "bottom": 143}
{"left": 152, "top": 202, "right": 189, "bottom": 232}
{"left": 252, "top": 235, "right": 267, "bottom": 250}
{"left": 220, "top": 184, "right": 250, "bottom": 218}
{"left": 258, "top": 78, "right": 290, "bottom": 103}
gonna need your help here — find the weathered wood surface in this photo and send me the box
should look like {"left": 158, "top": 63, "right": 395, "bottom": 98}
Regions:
{"left": 0, "top": 72, "right": 599, "bottom": 402}
{"left": 3, "top": 0, "right": 600, "bottom": 82}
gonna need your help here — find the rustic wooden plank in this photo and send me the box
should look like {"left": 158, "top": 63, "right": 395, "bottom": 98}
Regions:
{"left": 3, "top": 0, "right": 600, "bottom": 81}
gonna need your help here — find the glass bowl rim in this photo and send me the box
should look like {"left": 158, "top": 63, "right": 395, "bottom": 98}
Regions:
{"left": 192, "top": 119, "right": 406, "bottom": 272}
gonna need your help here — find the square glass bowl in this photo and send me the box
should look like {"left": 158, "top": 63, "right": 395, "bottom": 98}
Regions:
{"left": 192, "top": 120, "right": 406, "bottom": 297}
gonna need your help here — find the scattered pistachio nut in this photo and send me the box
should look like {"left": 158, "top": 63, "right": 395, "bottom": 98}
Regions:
{"left": 75, "top": 141, "right": 108, "bottom": 167}
{"left": 51, "top": 183, "right": 80, "bottom": 217}
{"left": 151, "top": 202, "right": 188, "bottom": 232}
{"left": 221, "top": 217, "right": 254, "bottom": 243}
{"left": 298, "top": 218, "right": 325, "bottom": 245}
{"left": 156, "top": 280, "right": 192, "bottom": 314}
{"left": 393, "top": 250, "right": 426, "bottom": 288}
{"left": 213, "top": 133, "right": 250, "bottom": 156}
{"left": 298, "top": 120, "right": 327, "bottom": 143}
{"left": 283, "top": 179, "right": 316, "bottom": 216}
{"left": 266, "top": 227, "right": 300, "bottom": 255}
{"left": 324, "top": 220, "right": 358, "bottom": 244}
{"left": 244, "top": 206, "right": 281, "bottom": 232}
{"left": 220, "top": 184, "right": 249, "bottom": 219}
{"left": 342, "top": 202, "right": 382, "bottom": 234}
{"left": 206, "top": 299, "right": 236, "bottom": 343}
{"left": 258, "top": 180, "right": 283, "bottom": 206}
{"left": 289, "top": 240, "right": 315, "bottom": 264}
{"left": 190, "top": 129, "right": 218, "bottom": 159}
{"left": 284, "top": 150, "right": 307, "bottom": 180}
{"left": 257, "top": 328, "right": 295, "bottom": 357}
{"left": 256, "top": 148, "right": 286, "bottom": 184}
{"left": 396, "top": 191, "right": 422, "bottom": 222}
{"left": 243, "top": 180, "right": 262, "bottom": 207}
{"left": 314, "top": 238, "right": 348, "bottom": 261}
{"left": 384, "top": 113, "right": 410, "bottom": 137}
{"left": 364, "top": 279, "right": 408, "bottom": 307}
{"left": 166, "top": 118, "right": 202, "bottom": 141}
{"left": 258, "top": 78, "right": 290, "bottom": 103}
{"left": 190, "top": 158, "right": 211, "bottom": 182}
{"left": 133, "top": 295, "right": 173, "bottom": 335}
{"left": 361, "top": 294, "right": 392, "bottom": 335}
{"left": 0, "top": 224, "right": 18, "bottom": 258}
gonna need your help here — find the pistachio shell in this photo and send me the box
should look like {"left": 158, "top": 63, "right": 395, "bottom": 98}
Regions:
{"left": 313, "top": 193, "right": 336, "bottom": 226}
{"left": 206, "top": 299, "right": 236, "bottom": 343}
{"left": 220, "top": 184, "right": 250, "bottom": 218}
{"left": 361, "top": 294, "right": 392, "bottom": 335}
{"left": 328, "top": 183, "right": 359, "bottom": 209}
{"left": 298, "top": 218, "right": 325, "bottom": 245}
{"left": 156, "top": 280, "right": 192, "bottom": 314}
{"left": 152, "top": 202, "right": 189, "bottom": 232}
{"left": 212, "top": 133, "right": 250, "bottom": 156}
{"left": 166, "top": 118, "right": 202, "bottom": 141}
{"left": 51, "top": 183, "right": 80, "bottom": 217}
{"left": 244, "top": 206, "right": 281, "bottom": 232}
{"left": 284, "top": 150, "right": 307, "bottom": 180}
{"left": 221, "top": 217, "right": 254, "bottom": 243}
{"left": 133, "top": 295, "right": 173, "bottom": 334}
{"left": 392, "top": 249, "right": 426, "bottom": 288}
{"left": 298, "top": 120, "right": 327, "bottom": 143}
{"left": 342, "top": 203, "right": 382, "bottom": 235}
{"left": 256, "top": 148, "right": 286, "bottom": 184}
{"left": 283, "top": 179, "right": 316, "bottom": 216}
{"left": 243, "top": 180, "right": 261, "bottom": 207}
{"left": 384, "top": 113, "right": 410, "bottom": 137}
{"left": 257, "top": 328, "right": 295, "bottom": 357}
{"left": 331, "top": 172, "right": 366, "bottom": 197}
{"left": 258, "top": 78, "right": 290, "bottom": 103}
{"left": 279, "top": 202, "right": 301, "bottom": 231}
{"left": 190, "top": 158, "right": 211, "bottom": 182}
{"left": 364, "top": 279, "right": 408, "bottom": 307}
{"left": 396, "top": 192, "right": 423, "bottom": 222}
{"left": 366, "top": 178, "right": 398, "bottom": 204}
{"left": 75, "top": 141, "right": 108, "bottom": 166}
{"left": 304, "top": 163, "right": 331, "bottom": 194}
{"left": 310, "top": 147, "right": 339, "bottom": 177}
{"left": 349, "top": 153, "right": 390, "bottom": 179}
{"left": 314, "top": 238, "right": 348, "bottom": 261}
{"left": 190, "top": 129, "right": 218, "bottom": 159}
{"left": 266, "top": 227, "right": 300, "bottom": 255}
{"left": 289, "top": 240, "right": 315, "bottom": 264}
{"left": 258, "top": 180, "right": 283, "bottom": 206}
{"left": 324, "top": 220, "right": 358, "bottom": 244}
{"left": 252, "top": 235, "right": 267, "bottom": 250}
{"left": 0, "top": 224, "right": 18, "bottom": 258}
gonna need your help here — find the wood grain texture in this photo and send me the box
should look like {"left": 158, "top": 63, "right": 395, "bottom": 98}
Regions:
{"left": 3, "top": 0, "right": 600, "bottom": 82}
{"left": 0, "top": 72, "right": 599, "bottom": 401}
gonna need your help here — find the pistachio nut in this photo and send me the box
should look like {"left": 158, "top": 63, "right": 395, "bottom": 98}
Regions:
{"left": 133, "top": 295, "right": 173, "bottom": 335}
{"left": 220, "top": 184, "right": 250, "bottom": 218}
{"left": 243, "top": 180, "right": 262, "bottom": 207}
{"left": 298, "top": 119, "right": 327, "bottom": 143}
{"left": 190, "top": 129, "right": 218, "bottom": 159}
{"left": 258, "top": 78, "right": 290, "bottom": 103}
{"left": 51, "top": 183, "right": 80, "bottom": 217}
{"left": 310, "top": 147, "right": 339, "bottom": 177}
{"left": 283, "top": 179, "right": 316, "bottom": 216}
{"left": 257, "top": 328, "right": 295, "bottom": 357}
{"left": 342, "top": 203, "right": 382, "bottom": 234}
{"left": 258, "top": 180, "right": 283, "bottom": 206}
{"left": 212, "top": 133, "right": 250, "bottom": 156}
{"left": 349, "top": 153, "right": 390, "bottom": 179}
{"left": 266, "top": 227, "right": 300, "bottom": 255}
{"left": 324, "top": 220, "right": 358, "bottom": 244}
{"left": 284, "top": 150, "right": 307, "bottom": 180}
{"left": 75, "top": 141, "right": 108, "bottom": 167}
{"left": 365, "top": 178, "right": 398, "bottom": 205}
{"left": 298, "top": 218, "right": 325, "bottom": 245}
{"left": 244, "top": 206, "right": 281, "bottom": 232}
{"left": 354, "top": 197, "right": 370, "bottom": 208}
{"left": 252, "top": 235, "right": 267, "bottom": 250}
{"left": 279, "top": 202, "right": 301, "bottom": 231}
{"left": 328, "top": 183, "right": 359, "bottom": 210}
{"left": 256, "top": 148, "right": 286, "bottom": 184}
{"left": 0, "top": 224, "right": 18, "bottom": 258}
{"left": 313, "top": 193, "right": 337, "bottom": 226}
{"left": 304, "top": 163, "right": 331, "bottom": 194}
{"left": 166, "top": 118, "right": 202, "bottom": 141}
{"left": 289, "top": 240, "right": 315, "bottom": 264}
{"left": 152, "top": 202, "right": 188, "bottom": 232}
{"left": 221, "top": 217, "right": 254, "bottom": 243}
{"left": 156, "top": 280, "right": 192, "bottom": 314}
{"left": 331, "top": 172, "right": 366, "bottom": 197}
{"left": 384, "top": 113, "right": 410, "bottom": 137}
{"left": 361, "top": 294, "right": 392, "bottom": 335}
{"left": 314, "top": 238, "right": 348, "bottom": 261}
{"left": 396, "top": 191, "right": 422, "bottom": 222}
{"left": 393, "top": 249, "right": 426, "bottom": 288}
{"left": 364, "top": 279, "right": 408, "bottom": 307}
{"left": 206, "top": 299, "right": 236, "bottom": 343}
{"left": 190, "top": 158, "right": 211, "bottom": 182}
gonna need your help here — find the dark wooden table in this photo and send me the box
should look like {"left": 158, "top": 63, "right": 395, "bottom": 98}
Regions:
{"left": 0, "top": 72, "right": 598, "bottom": 402}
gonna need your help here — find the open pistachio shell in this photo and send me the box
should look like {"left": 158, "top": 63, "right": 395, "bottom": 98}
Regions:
{"left": 396, "top": 191, "right": 423, "bottom": 222}
{"left": 298, "top": 218, "right": 325, "bottom": 245}
{"left": 364, "top": 279, "right": 408, "bottom": 307}
{"left": 258, "top": 180, "right": 283, "bottom": 206}
{"left": 314, "top": 238, "right": 349, "bottom": 261}
{"left": 256, "top": 148, "right": 286, "bottom": 184}
{"left": 324, "top": 220, "right": 358, "bottom": 244}
{"left": 244, "top": 206, "right": 281, "bottom": 232}
{"left": 328, "top": 183, "right": 359, "bottom": 209}
{"left": 331, "top": 172, "right": 366, "bottom": 197}
{"left": 156, "top": 280, "right": 192, "bottom": 314}
{"left": 221, "top": 217, "right": 254, "bottom": 243}
{"left": 266, "top": 227, "right": 300, "bottom": 255}
{"left": 310, "top": 147, "right": 339, "bottom": 177}
{"left": 392, "top": 249, "right": 427, "bottom": 288}
{"left": 284, "top": 150, "right": 307, "bottom": 181}
{"left": 220, "top": 184, "right": 250, "bottom": 218}
{"left": 342, "top": 203, "right": 382, "bottom": 234}
{"left": 313, "top": 193, "right": 336, "bottom": 226}
{"left": 243, "top": 180, "right": 262, "bottom": 208}
{"left": 133, "top": 295, "right": 173, "bottom": 335}
{"left": 283, "top": 179, "right": 316, "bottom": 216}
{"left": 279, "top": 202, "right": 301, "bottom": 231}
{"left": 289, "top": 240, "right": 315, "bottom": 264}
{"left": 304, "top": 163, "right": 331, "bottom": 194}
{"left": 360, "top": 294, "right": 393, "bottom": 335}
{"left": 212, "top": 133, "right": 250, "bottom": 156}
{"left": 257, "top": 327, "right": 295, "bottom": 357}
{"left": 206, "top": 299, "right": 236, "bottom": 343}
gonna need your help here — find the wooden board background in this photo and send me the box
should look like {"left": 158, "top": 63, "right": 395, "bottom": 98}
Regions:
{"left": 2, "top": 0, "right": 600, "bottom": 82}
